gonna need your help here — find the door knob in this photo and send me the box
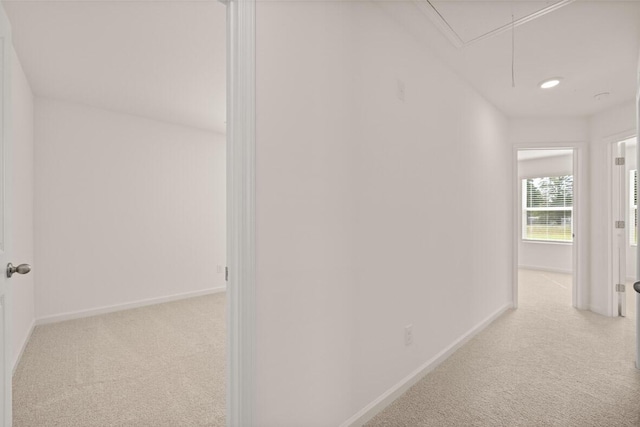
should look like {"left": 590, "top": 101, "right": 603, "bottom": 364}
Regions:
{"left": 634, "top": 281, "right": 640, "bottom": 294}
{"left": 7, "top": 263, "right": 31, "bottom": 278}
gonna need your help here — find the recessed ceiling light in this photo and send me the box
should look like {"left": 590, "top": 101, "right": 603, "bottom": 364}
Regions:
{"left": 539, "top": 78, "right": 562, "bottom": 89}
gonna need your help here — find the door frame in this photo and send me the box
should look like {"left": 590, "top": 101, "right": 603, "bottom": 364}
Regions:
{"left": 610, "top": 139, "right": 627, "bottom": 317}
{"left": 605, "top": 130, "right": 636, "bottom": 318}
{"left": 512, "top": 142, "right": 587, "bottom": 310}
{"left": 637, "top": 66, "right": 640, "bottom": 369}
{"left": 637, "top": 68, "right": 640, "bottom": 369}
{"left": 0, "top": 4, "right": 10, "bottom": 425}
{"left": 225, "top": 0, "right": 256, "bottom": 426}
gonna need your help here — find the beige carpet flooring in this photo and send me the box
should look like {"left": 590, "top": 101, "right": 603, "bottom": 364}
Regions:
{"left": 13, "top": 293, "right": 226, "bottom": 426}
{"left": 367, "top": 269, "right": 640, "bottom": 427}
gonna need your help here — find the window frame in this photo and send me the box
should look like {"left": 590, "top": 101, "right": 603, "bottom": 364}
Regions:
{"left": 521, "top": 176, "right": 574, "bottom": 244}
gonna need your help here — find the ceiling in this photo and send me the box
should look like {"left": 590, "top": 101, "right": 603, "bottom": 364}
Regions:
{"left": 383, "top": 0, "right": 640, "bottom": 118}
{"left": 3, "top": 1, "right": 639, "bottom": 126}
{"left": 3, "top": 0, "right": 226, "bottom": 133}
{"left": 426, "top": 0, "right": 571, "bottom": 47}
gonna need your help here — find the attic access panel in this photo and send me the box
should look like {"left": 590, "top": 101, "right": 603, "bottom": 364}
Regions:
{"left": 416, "top": 0, "right": 575, "bottom": 47}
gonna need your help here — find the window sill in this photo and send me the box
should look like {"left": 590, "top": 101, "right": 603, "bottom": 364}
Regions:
{"left": 521, "top": 239, "right": 573, "bottom": 246}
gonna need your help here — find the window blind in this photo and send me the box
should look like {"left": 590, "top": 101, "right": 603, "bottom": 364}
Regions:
{"left": 522, "top": 175, "right": 573, "bottom": 242}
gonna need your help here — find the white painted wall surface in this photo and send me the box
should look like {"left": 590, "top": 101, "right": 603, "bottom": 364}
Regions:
{"left": 589, "top": 101, "right": 636, "bottom": 315}
{"left": 256, "top": 2, "right": 512, "bottom": 425}
{"left": 517, "top": 154, "right": 573, "bottom": 273}
{"left": 518, "top": 154, "right": 573, "bottom": 178}
{"left": 349, "top": 4, "right": 512, "bottom": 419}
{"left": 10, "top": 47, "right": 35, "bottom": 369}
{"left": 256, "top": 3, "right": 356, "bottom": 424}
{"left": 509, "top": 117, "right": 590, "bottom": 144}
{"left": 34, "top": 98, "right": 226, "bottom": 321}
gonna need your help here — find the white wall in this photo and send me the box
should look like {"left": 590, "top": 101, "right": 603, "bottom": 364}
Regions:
{"left": 517, "top": 154, "right": 573, "bottom": 273}
{"left": 256, "top": 2, "right": 512, "bottom": 425}
{"left": 256, "top": 3, "right": 356, "bottom": 424}
{"left": 10, "top": 47, "right": 35, "bottom": 369}
{"left": 589, "top": 100, "right": 636, "bottom": 315}
{"left": 349, "top": 4, "right": 512, "bottom": 419}
{"left": 34, "top": 98, "right": 226, "bottom": 321}
{"left": 509, "top": 117, "right": 590, "bottom": 144}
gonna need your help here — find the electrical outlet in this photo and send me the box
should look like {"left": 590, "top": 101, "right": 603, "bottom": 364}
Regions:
{"left": 404, "top": 324, "right": 413, "bottom": 346}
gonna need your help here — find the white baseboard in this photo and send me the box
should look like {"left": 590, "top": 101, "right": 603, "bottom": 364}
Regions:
{"left": 518, "top": 265, "right": 572, "bottom": 275}
{"left": 340, "top": 302, "right": 513, "bottom": 427}
{"left": 35, "top": 285, "right": 226, "bottom": 325}
{"left": 13, "top": 318, "right": 36, "bottom": 375}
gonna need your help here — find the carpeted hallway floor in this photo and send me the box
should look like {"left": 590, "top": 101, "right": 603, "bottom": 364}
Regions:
{"left": 11, "top": 272, "right": 640, "bottom": 426}
{"left": 12, "top": 293, "right": 226, "bottom": 427}
{"left": 367, "top": 269, "right": 640, "bottom": 427}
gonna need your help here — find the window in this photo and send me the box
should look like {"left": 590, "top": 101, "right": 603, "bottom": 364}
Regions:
{"left": 522, "top": 175, "right": 573, "bottom": 242}
{"left": 630, "top": 170, "right": 637, "bottom": 246}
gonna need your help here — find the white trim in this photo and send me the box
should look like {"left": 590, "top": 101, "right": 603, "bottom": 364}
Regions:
{"left": 512, "top": 148, "right": 520, "bottom": 309}
{"left": 12, "top": 318, "right": 34, "bottom": 375}
{"left": 611, "top": 139, "right": 628, "bottom": 317}
{"left": 572, "top": 147, "right": 581, "bottom": 309}
{"left": 414, "top": 0, "right": 575, "bottom": 48}
{"left": 637, "top": 55, "right": 640, "bottom": 369}
{"left": 602, "top": 130, "right": 636, "bottom": 318}
{"left": 226, "top": 0, "right": 255, "bottom": 425}
{"left": 521, "top": 240, "right": 572, "bottom": 246}
{"left": 35, "top": 286, "right": 225, "bottom": 325}
{"left": 628, "top": 169, "right": 637, "bottom": 247}
{"left": 521, "top": 237, "right": 573, "bottom": 244}
{"left": 518, "top": 265, "right": 573, "bottom": 275}
{"left": 519, "top": 174, "right": 575, "bottom": 243}
{"left": 340, "top": 302, "right": 513, "bottom": 427}
{"left": 0, "top": 5, "right": 12, "bottom": 424}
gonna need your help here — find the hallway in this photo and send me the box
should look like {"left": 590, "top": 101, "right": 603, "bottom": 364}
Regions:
{"left": 367, "top": 270, "right": 640, "bottom": 426}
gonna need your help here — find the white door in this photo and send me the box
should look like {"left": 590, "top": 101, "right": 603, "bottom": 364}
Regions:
{"left": 0, "top": 5, "right": 12, "bottom": 425}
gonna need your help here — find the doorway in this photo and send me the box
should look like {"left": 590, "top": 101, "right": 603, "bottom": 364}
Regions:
{"left": 515, "top": 148, "right": 576, "bottom": 308}
{"left": 1, "top": 1, "right": 230, "bottom": 425}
